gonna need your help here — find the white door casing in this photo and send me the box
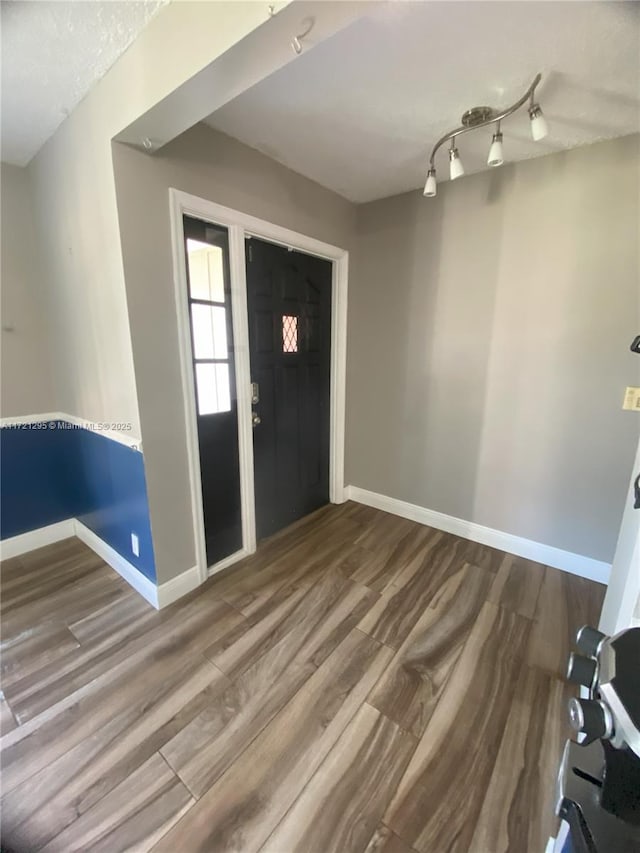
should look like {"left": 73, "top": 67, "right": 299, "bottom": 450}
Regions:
{"left": 169, "top": 188, "right": 348, "bottom": 583}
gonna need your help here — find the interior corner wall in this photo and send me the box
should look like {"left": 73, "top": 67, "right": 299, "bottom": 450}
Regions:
{"left": 112, "top": 123, "right": 357, "bottom": 584}
{"left": 1, "top": 163, "right": 55, "bottom": 416}
{"left": 11, "top": 2, "right": 275, "bottom": 574}
{"left": 346, "top": 134, "right": 640, "bottom": 564}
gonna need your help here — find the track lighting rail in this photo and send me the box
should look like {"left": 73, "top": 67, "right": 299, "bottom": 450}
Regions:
{"left": 423, "top": 73, "right": 548, "bottom": 198}
{"left": 428, "top": 73, "right": 542, "bottom": 168}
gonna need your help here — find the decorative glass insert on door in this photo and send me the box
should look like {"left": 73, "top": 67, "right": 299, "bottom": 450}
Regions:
{"left": 282, "top": 314, "right": 298, "bottom": 353}
{"left": 186, "top": 238, "right": 231, "bottom": 414}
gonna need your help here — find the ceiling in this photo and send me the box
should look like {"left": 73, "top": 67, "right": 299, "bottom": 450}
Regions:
{"left": 1, "top": 0, "right": 166, "bottom": 166}
{"left": 205, "top": 1, "right": 640, "bottom": 203}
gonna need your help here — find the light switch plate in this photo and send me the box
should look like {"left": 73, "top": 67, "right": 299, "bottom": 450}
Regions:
{"left": 622, "top": 387, "right": 640, "bottom": 411}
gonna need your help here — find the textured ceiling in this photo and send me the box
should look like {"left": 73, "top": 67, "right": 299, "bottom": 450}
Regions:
{"left": 1, "top": 0, "right": 166, "bottom": 166}
{"left": 206, "top": 1, "right": 640, "bottom": 203}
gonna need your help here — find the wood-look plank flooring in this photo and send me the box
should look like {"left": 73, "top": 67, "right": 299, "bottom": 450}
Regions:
{"left": 0, "top": 502, "right": 605, "bottom": 852}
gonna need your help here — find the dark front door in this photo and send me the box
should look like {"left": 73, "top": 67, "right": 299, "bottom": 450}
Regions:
{"left": 246, "top": 237, "right": 332, "bottom": 541}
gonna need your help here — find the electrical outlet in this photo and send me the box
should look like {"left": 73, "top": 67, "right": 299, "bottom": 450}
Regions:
{"left": 131, "top": 532, "right": 140, "bottom": 557}
{"left": 622, "top": 387, "right": 640, "bottom": 411}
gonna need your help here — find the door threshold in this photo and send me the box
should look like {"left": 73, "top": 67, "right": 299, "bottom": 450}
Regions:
{"left": 207, "top": 547, "right": 250, "bottom": 578}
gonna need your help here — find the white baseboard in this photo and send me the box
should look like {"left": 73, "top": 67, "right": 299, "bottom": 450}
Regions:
{"left": 74, "top": 521, "right": 202, "bottom": 609}
{"left": 0, "top": 519, "right": 75, "bottom": 560}
{"left": 156, "top": 564, "right": 201, "bottom": 608}
{"left": 73, "top": 520, "right": 161, "bottom": 608}
{"left": 1, "top": 518, "right": 203, "bottom": 610}
{"left": 346, "top": 485, "right": 611, "bottom": 585}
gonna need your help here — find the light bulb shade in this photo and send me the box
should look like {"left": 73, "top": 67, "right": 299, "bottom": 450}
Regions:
{"left": 449, "top": 148, "right": 464, "bottom": 181}
{"left": 423, "top": 169, "right": 437, "bottom": 197}
{"left": 529, "top": 105, "right": 548, "bottom": 141}
{"left": 487, "top": 132, "right": 503, "bottom": 167}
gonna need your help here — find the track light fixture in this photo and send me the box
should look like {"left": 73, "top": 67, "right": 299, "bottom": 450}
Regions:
{"left": 449, "top": 139, "right": 464, "bottom": 180}
{"left": 423, "top": 168, "right": 437, "bottom": 197}
{"left": 528, "top": 103, "right": 549, "bottom": 141}
{"left": 423, "top": 73, "right": 548, "bottom": 198}
{"left": 487, "top": 123, "right": 504, "bottom": 167}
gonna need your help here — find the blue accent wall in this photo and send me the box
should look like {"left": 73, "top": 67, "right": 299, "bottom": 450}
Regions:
{"left": 0, "top": 425, "right": 71, "bottom": 534}
{"left": 0, "top": 421, "right": 156, "bottom": 582}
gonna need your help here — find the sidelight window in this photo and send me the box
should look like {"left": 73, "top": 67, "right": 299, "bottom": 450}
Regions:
{"left": 186, "top": 239, "right": 232, "bottom": 415}
{"left": 191, "top": 304, "right": 228, "bottom": 360}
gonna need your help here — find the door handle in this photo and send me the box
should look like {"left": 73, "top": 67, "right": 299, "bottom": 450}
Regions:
{"left": 252, "top": 412, "right": 261, "bottom": 428}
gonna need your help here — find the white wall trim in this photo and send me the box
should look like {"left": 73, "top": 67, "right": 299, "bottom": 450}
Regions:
{"left": 73, "top": 520, "right": 160, "bottom": 608}
{"left": 0, "top": 519, "right": 75, "bottom": 560}
{"left": 0, "top": 412, "right": 62, "bottom": 426}
{"left": 1, "top": 517, "right": 203, "bottom": 610}
{"left": 346, "top": 485, "right": 611, "bottom": 585}
{"left": 156, "top": 564, "right": 201, "bottom": 608}
{"left": 330, "top": 253, "right": 348, "bottom": 505}
{"left": 75, "top": 521, "right": 202, "bottom": 609}
{"left": 168, "top": 197, "right": 210, "bottom": 583}
{"left": 169, "top": 188, "right": 349, "bottom": 583}
{"left": 0, "top": 412, "right": 142, "bottom": 451}
{"left": 228, "top": 224, "right": 257, "bottom": 554}
{"left": 599, "top": 435, "right": 640, "bottom": 633}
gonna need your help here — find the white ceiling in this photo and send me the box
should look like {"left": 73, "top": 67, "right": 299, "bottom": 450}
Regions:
{"left": 205, "top": 1, "right": 640, "bottom": 203}
{"left": 1, "top": 0, "right": 166, "bottom": 166}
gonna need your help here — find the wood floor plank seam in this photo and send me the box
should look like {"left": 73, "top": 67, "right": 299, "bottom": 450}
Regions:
{"left": 3, "top": 590, "right": 245, "bottom": 725}
{"left": 0, "top": 617, "right": 238, "bottom": 798}
{"left": 156, "top": 748, "right": 198, "bottom": 802}
{"left": 1, "top": 658, "right": 226, "bottom": 849}
{"left": 381, "top": 603, "right": 535, "bottom": 852}
{"left": 469, "top": 664, "right": 571, "bottom": 852}
{"left": 365, "top": 565, "right": 499, "bottom": 742}
{"left": 258, "top": 701, "right": 419, "bottom": 853}
{"left": 160, "top": 752, "right": 202, "bottom": 802}
{"left": 150, "top": 628, "right": 395, "bottom": 851}
{"left": 156, "top": 651, "right": 318, "bottom": 803}
{"left": 36, "top": 751, "right": 197, "bottom": 853}
{"left": 363, "top": 822, "right": 421, "bottom": 853}
{"left": 0, "top": 689, "right": 19, "bottom": 736}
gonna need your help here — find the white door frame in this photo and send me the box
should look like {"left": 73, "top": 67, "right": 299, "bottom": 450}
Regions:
{"left": 599, "top": 435, "right": 640, "bottom": 634}
{"left": 169, "top": 188, "right": 348, "bottom": 583}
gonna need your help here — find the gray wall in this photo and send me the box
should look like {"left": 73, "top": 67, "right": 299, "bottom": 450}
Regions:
{"left": 113, "top": 127, "right": 637, "bottom": 582}
{"left": 1, "top": 163, "right": 55, "bottom": 416}
{"left": 27, "top": 2, "right": 269, "bottom": 440}
{"left": 112, "top": 123, "right": 357, "bottom": 583}
{"left": 346, "top": 135, "right": 640, "bottom": 563}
